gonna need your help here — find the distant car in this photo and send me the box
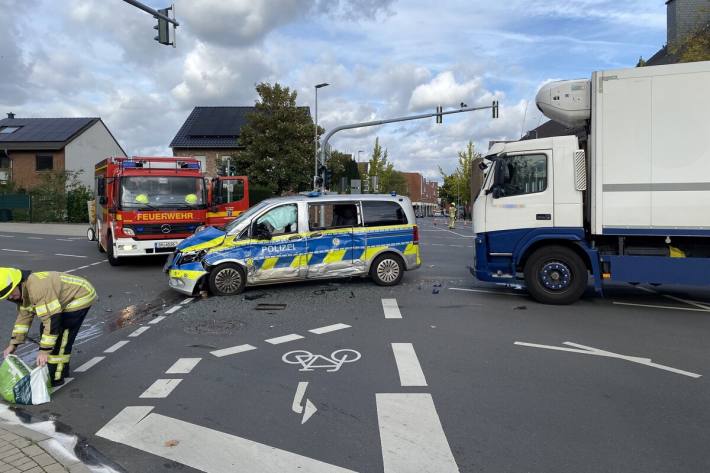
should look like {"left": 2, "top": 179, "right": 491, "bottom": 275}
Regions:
{"left": 165, "top": 194, "right": 421, "bottom": 296}
{"left": 433, "top": 210, "right": 443, "bottom": 217}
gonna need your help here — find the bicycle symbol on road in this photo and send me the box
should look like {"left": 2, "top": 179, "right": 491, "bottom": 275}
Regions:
{"left": 282, "top": 349, "right": 361, "bottom": 372}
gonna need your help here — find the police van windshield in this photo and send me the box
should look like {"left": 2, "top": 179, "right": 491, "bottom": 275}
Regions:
{"left": 120, "top": 176, "right": 206, "bottom": 209}
{"left": 223, "top": 200, "right": 271, "bottom": 233}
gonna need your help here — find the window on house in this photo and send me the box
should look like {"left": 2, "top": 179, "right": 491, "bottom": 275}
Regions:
{"left": 36, "top": 155, "right": 53, "bottom": 171}
{"left": 0, "top": 126, "right": 21, "bottom": 134}
{"left": 0, "top": 156, "right": 9, "bottom": 169}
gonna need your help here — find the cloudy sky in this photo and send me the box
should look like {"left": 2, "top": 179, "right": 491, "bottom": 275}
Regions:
{"left": 1, "top": 0, "right": 667, "bottom": 180}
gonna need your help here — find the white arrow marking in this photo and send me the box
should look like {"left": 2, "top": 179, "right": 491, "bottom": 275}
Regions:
{"left": 514, "top": 341, "right": 701, "bottom": 378}
{"left": 302, "top": 399, "right": 317, "bottom": 424}
{"left": 97, "top": 406, "right": 355, "bottom": 473}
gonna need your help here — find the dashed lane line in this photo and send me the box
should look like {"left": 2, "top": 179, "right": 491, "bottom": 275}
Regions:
{"left": 265, "top": 333, "right": 305, "bottom": 345}
{"left": 180, "top": 297, "right": 194, "bottom": 305}
{"left": 27, "top": 237, "right": 43, "bottom": 240}
{"left": 165, "top": 305, "right": 181, "bottom": 314}
{"left": 308, "top": 323, "right": 351, "bottom": 334}
{"left": 104, "top": 340, "right": 130, "bottom": 353}
{"left": 449, "top": 287, "right": 525, "bottom": 297}
{"left": 0, "top": 235, "right": 15, "bottom": 238}
{"left": 391, "top": 343, "right": 428, "bottom": 387}
{"left": 382, "top": 299, "right": 402, "bottom": 319}
{"left": 149, "top": 316, "right": 166, "bottom": 325}
{"left": 165, "top": 358, "right": 202, "bottom": 374}
{"left": 1, "top": 248, "right": 28, "bottom": 253}
{"left": 612, "top": 301, "right": 710, "bottom": 312}
{"left": 55, "top": 253, "right": 87, "bottom": 258}
{"left": 129, "top": 326, "right": 151, "bottom": 337}
{"left": 139, "top": 379, "right": 183, "bottom": 399}
{"left": 211, "top": 344, "right": 258, "bottom": 358}
{"left": 56, "top": 238, "right": 75, "bottom": 242}
{"left": 74, "top": 356, "right": 105, "bottom": 373}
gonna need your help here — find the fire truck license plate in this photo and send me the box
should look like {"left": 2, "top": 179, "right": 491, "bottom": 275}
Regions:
{"left": 156, "top": 240, "right": 179, "bottom": 249}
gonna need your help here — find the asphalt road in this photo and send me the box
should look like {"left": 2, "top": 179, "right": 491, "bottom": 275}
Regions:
{"left": 3, "top": 220, "right": 710, "bottom": 472}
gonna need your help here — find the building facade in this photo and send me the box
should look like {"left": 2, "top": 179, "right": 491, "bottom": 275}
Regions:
{"left": 402, "top": 172, "right": 438, "bottom": 216}
{"left": 0, "top": 114, "right": 125, "bottom": 189}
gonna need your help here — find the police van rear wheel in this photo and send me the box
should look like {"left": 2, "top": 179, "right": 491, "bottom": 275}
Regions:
{"left": 371, "top": 253, "right": 404, "bottom": 286}
{"left": 209, "top": 263, "right": 246, "bottom": 296}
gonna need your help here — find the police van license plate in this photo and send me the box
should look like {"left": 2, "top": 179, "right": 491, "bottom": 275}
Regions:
{"left": 156, "top": 240, "right": 178, "bottom": 249}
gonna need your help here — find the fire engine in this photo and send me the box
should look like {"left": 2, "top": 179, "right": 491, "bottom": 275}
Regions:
{"left": 89, "top": 157, "right": 248, "bottom": 266}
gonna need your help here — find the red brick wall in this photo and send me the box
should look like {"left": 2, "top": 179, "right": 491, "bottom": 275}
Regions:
{"left": 7, "top": 150, "right": 65, "bottom": 190}
{"left": 403, "top": 172, "right": 438, "bottom": 204}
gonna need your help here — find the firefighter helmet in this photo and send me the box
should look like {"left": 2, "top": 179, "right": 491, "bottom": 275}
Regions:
{"left": 184, "top": 193, "right": 198, "bottom": 205}
{"left": 0, "top": 267, "right": 22, "bottom": 300}
{"left": 135, "top": 194, "right": 149, "bottom": 204}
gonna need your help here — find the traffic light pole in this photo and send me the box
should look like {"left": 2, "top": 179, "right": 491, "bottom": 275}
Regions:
{"left": 316, "top": 101, "right": 499, "bottom": 191}
{"left": 122, "top": 0, "right": 180, "bottom": 26}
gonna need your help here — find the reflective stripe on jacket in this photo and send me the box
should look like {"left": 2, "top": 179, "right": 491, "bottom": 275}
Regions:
{"left": 11, "top": 272, "right": 96, "bottom": 349}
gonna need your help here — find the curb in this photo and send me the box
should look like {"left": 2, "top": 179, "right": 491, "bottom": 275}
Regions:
{"left": 0, "top": 223, "right": 88, "bottom": 237}
{"left": 0, "top": 421, "right": 91, "bottom": 472}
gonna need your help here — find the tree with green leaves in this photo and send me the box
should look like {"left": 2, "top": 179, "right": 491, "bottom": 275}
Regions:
{"left": 234, "top": 82, "right": 320, "bottom": 195}
{"left": 439, "top": 141, "right": 481, "bottom": 217}
{"left": 364, "top": 137, "right": 409, "bottom": 195}
{"left": 675, "top": 22, "right": 710, "bottom": 63}
{"left": 326, "top": 150, "right": 361, "bottom": 193}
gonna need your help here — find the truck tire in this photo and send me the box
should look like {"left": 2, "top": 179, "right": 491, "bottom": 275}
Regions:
{"left": 106, "top": 233, "right": 122, "bottom": 266}
{"left": 523, "top": 246, "right": 587, "bottom": 305}
{"left": 209, "top": 263, "right": 246, "bottom": 296}
{"left": 370, "top": 253, "right": 404, "bottom": 286}
{"left": 97, "top": 237, "right": 105, "bottom": 253}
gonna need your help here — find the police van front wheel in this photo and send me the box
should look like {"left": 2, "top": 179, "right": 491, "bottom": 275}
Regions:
{"left": 371, "top": 253, "right": 404, "bottom": 286}
{"left": 209, "top": 263, "right": 246, "bottom": 296}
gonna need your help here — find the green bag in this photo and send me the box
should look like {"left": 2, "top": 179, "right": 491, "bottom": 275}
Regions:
{"left": 0, "top": 355, "right": 31, "bottom": 404}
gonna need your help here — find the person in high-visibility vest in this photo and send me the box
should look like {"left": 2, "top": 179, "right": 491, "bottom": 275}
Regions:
{"left": 0, "top": 268, "right": 96, "bottom": 387}
{"left": 448, "top": 203, "right": 456, "bottom": 229}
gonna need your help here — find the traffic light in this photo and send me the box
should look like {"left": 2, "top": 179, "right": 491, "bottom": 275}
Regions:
{"left": 324, "top": 169, "right": 333, "bottom": 189}
{"left": 492, "top": 100, "right": 499, "bottom": 119}
{"left": 154, "top": 8, "right": 170, "bottom": 45}
{"left": 435, "top": 106, "right": 443, "bottom": 124}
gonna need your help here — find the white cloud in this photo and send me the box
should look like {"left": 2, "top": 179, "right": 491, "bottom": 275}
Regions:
{"left": 408, "top": 72, "right": 482, "bottom": 111}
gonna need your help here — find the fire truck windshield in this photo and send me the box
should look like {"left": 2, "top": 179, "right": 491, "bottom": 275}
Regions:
{"left": 120, "top": 176, "right": 206, "bottom": 209}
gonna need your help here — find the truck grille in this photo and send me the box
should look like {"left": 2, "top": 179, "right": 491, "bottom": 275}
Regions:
{"left": 126, "top": 223, "right": 203, "bottom": 235}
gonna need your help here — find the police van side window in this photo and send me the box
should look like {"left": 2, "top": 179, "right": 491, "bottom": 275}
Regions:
{"left": 361, "top": 201, "right": 408, "bottom": 227}
{"left": 255, "top": 204, "right": 298, "bottom": 236}
{"left": 309, "top": 203, "right": 359, "bottom": 230}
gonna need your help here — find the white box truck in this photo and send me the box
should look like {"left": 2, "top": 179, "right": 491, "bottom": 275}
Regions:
{"left": 472, "top": 60, "right": 710, "bottom": 304}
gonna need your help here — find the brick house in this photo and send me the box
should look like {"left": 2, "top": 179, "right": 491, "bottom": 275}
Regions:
{"left": 170, "top": 107, "right": 254, "bottom": 177}
{"left": 0, "top": 113, "right": 126, "bottom": 190}
{"left": 402, "top": 172, "right": 439, "bottom": 216}
{"left": 646, "top": 0, "right": 710, "bottom": 66}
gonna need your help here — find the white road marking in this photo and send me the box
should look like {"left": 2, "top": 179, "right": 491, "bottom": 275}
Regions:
{"left": 90, "top": 261, "right": 103, "bottom": 266}
{"left": 139, "top": 379, "right": 183, "bottom": 398}
{"left": 291, "top": 381, "right": 318, "bottom": 424}
{"left": 27, "top": 237, "right": 43, "bottom": 240}
{"left": 51, "top": 378, "right": 74, "bottom": 393}
{"left": 283, "top": 349, "right": 361, "bottom": 372}
{"left": 0, "top": 235, "right": 14, "bottom": 238}
{"left": 55, "top": 253, "right": 86, "bottom": 258}
{"left": 149, "top": 316, "right": 166, "bottom": 325}
{"left": 74, "top": 356, "right": 105, "bottom": 372}
{"left": 210, "top": 344, "right": 257, "bottom": 358}
{"left": 436, "top": 228, "right": 474, "bottom": 238}
{"left": 391, "top": 343, "right": 427, "bottom": 387}
{"left": 1, "top": 248, "right": 28, "bottom": 253}
{"left": 382, "top": 299, "right": 402, "bottom": 319}
{"left": 76, "top": 265, "right": 90, "bottom": 270}
{"left": 129, "top": 326, "right": 151, "bottom": 337}
{"left": 514, "top": 341, "right": 701, "bottom": 378}
{"left": 635, "top": 285, "right": 657, "bottom": 294}
{"left": 97, "top": 406, "right": 358, "bottom": 472}
{"left": 308, "top": 323, "right": 351, "bottom": 334}
{"left": 663, "top": 294, "right": 710, "bottom": 311}
{"left": 612, "top": 302, "right": 710, "bottom": 312}
{"left": 166, "top": 358, "right": 202, "bottom": 374}
{"left": 449, "top": 245, "right": 465, "bottom": 248}
{"left": 265, "top": 333, "right": 304, "bottom": 345}
{"left": 104, "top": 340, "right": 130, "bottom": 353}
{"left": 449, "top": 287, "right": 525, "bottom": 297}
{"left": 180, "top": 297, "right": 193, "bottom": 305}
{"left": 377, "top": 393, "right": 459, "bottom": 473}
{"left": 165, "top": 305, "right": 181, "bottom": 314}
{"left": 431, "top": 244, "right": 445, "bottom": 247}
{"left": 56, "top": 238, "right": 74, "bottom": 242}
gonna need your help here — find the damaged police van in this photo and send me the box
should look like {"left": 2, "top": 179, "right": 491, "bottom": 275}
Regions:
{"left": 165, "top": 194, "right": 421, "bottom": 296}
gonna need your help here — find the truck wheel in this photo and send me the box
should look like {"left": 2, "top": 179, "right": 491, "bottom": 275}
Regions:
{"left": 87, "top": 227, "right": 96, "bottom": 241}
{"left": 370, "top": 253, "right": 404, "bottom": 286}
{"left": 209, "top": 263, "right": 246, "bottom": 296}
{"left": 97, "top": 237, "right": 105, "bottom": 253}
{"left": 523, "top": 246, "right": 587, "bottom": 305}
{"left": 106, "top": 233, "right": 122, "bottom": 266}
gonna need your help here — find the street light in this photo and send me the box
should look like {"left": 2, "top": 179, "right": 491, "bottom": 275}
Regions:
{"left": 314, "top": 82, "right": 330, "bottom": 189}
{"left": 357, "top": 150, "right": 365, "bottom": 162}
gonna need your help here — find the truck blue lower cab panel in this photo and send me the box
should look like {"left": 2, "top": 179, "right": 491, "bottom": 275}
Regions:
{"left": 605, "top": 255, "right": 710, "bottom": 285}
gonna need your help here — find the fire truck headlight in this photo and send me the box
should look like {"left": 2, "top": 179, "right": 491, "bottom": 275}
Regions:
{"left": 122, "top": 227, "right": 135, "bottom": 236}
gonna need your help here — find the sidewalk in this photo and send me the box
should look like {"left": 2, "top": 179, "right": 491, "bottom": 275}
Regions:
{"left": 0, "top": 223, "right": 88, "bottom": 237}
{"left": 0, "top": 422, "right": 90, "bottom": 473}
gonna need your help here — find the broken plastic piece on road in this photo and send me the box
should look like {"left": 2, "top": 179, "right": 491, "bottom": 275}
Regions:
{"left": 514, "top": 305, "right": 527, "bottom": 310}
{"left": 243, "top": 292, "right": 270, "bottom": 301}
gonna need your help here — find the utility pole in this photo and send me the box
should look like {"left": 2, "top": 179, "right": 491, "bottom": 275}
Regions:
{"left": 317, "top": 102, "right": 499, "bottom": 191}
{"left": 313, "top": 83, "right": 330, "bottom": 189}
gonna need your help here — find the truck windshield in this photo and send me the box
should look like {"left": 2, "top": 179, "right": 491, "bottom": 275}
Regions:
{"left": 120, "top": 176, "right": 206, "bottom": 209}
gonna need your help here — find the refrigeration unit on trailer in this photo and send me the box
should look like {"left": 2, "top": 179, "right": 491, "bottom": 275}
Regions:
{"left": 472, "top": 60, "right": 710, "bottom": 304}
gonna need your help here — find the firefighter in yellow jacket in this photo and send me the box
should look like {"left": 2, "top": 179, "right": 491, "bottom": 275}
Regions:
{"left": 0, "top": 268, "right": 96, "bottom": 387}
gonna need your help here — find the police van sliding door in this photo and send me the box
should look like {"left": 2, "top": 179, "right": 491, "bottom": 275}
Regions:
{"left": 306, "top": 203, "right": 358, "bottom": 278}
